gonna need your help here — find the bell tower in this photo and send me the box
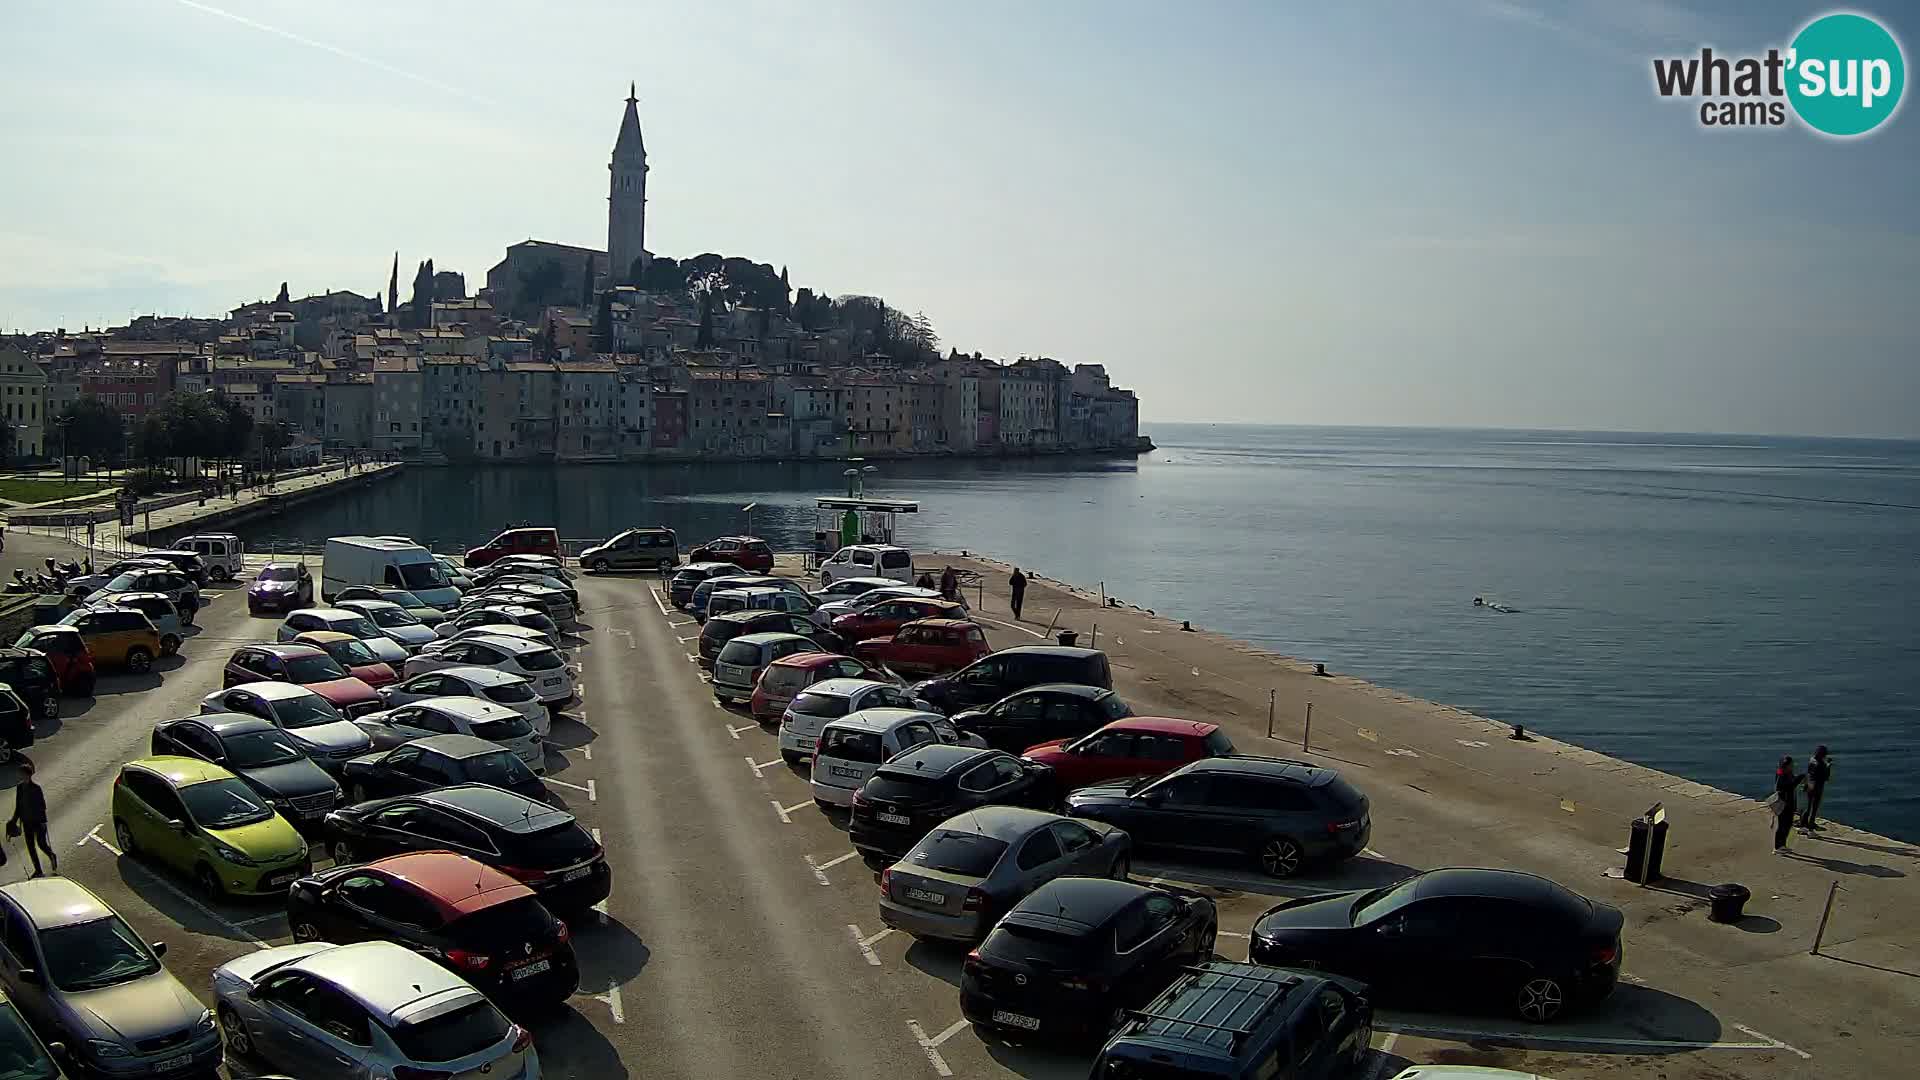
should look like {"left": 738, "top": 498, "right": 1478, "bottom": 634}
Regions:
{"left": 608, "top": 82, "right": 649, "bottom": 286}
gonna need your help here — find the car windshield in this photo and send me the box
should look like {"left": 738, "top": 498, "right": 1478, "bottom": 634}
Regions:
{"left": 334, "top": 615, "right": 387, "bottom": 636}
{"left": 321, "top": 638, "right": 379, "bottom": 666}
{"left": 464, "top": 749, "right": 535, "bottom": 786}
{"left": 365, "top": 607, "right": 420, "bottom": 628}
{"left": 387, "top": 591, "right": 428, "bottom": 609}
{"left": 273, "top": 692, "right": 345, "bottom": 729}
{"left": 471, "top": 714, "right": 533, "bottom": 741}
{"left": 398, "top": 562, "right": 449, "bottom": 591}
{"left": 39, "top": 916, "right": 161, "bottom": 993}
{"left": 259, "top": 566, "right": 301, "bottom": 582}
{"left": 182, "top": 777, "right": 275, "bottom": 828}
{"left": 516, "top": 648, "right": 563, "bottom": 671}
{"left": 1352, "top": 877, "right": 1423, "bottom": 925}
{"left": 284, "top": 654, "right": 349, "bottom": 683}
{"left": 102, "top": 573, "right": 143, "bottom": 593}
{"left": 909, "top": 830, "right": 1009, "bottom": 876}
{"left": 388, "top": 1000, "right": 509, "bottom": 1063}
{"left": 483, "top": 681, "right": 537, "bottom": 704}
{"left": 221, "top": 730, "right": 306, "bottom": 768}
{"left": 0, "top": 1002, "right": 59, "bottom": 1079}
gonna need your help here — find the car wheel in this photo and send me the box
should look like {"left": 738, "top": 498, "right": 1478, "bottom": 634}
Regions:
{"left": 211, "top": 566, "right": 230, "bottom": 583}
{"left": 195, "top": 864, "right": 224, "bottom": 901}
{"left": 1197, "top": 926, "right": 1217, "bottom": 960}
{"left": 292, "top": 921, "right": 320, "bottom": 942}
{"left": 179, "top": 606, "right": 196, "bottom": 627}
{"left": 113, "top": 818, "right": 138, "bottom": 857}
{"left": 160, "top": 635, "right": 181, "bottom": 657}
{"left": 590, "top": 558, "right": 610, "bottom": 573}
{"left": 125, "top": 647, "right": 153, "bottom": 674}
{"left": 1257, "top": 837, "right": 1304, "bottom": 878}
{"left": 1109, "top": 855, "right": 1130, "bottom": 880}
{"left": 331, "top": 839, "right": 357, "bottom": 863}
{"left": 219, "top": 1004, "right": 253, "bottom": 1058}
{"left": 38, "top": 691, "right": 59, "bottom": 721}
{"left": 1516, "top": 975, "right": 1567, "bottom": 1023}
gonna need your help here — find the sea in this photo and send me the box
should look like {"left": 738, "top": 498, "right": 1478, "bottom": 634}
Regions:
{"left": 242, "top": 425, "right": 1920, "bottom": 841}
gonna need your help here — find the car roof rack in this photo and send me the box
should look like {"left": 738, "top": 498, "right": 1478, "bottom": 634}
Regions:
{"left": 1120, "top": 965, "right": 1302, "bottom": 1051}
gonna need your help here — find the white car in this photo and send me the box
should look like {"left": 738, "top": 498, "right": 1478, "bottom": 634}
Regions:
{"left": 443, "top": 623, "right": 559, "bottom": 653}
{"left": 778, "top": 678, "right": 923, "bottom": 764}
{"left": 436, "top": 604, "right": 561, "bottom": 646}
{"left": 276, "top": 608, "right": 409, "bottom": 666}
{"left": 378, "top": 665, "right": 551, "bottom": 737}
{"left": 818, "top": 543, "right": 914, "bottom": 586}
{"left": 355, "top": 696, "right": 544, "bottom": 773}
{"left": 404, "top": 634, "right": 575, "bottom": 708}
{"left": 201, "top": 683, "right": 373, "bottom": 771}
{"left": 464, "top": 584, "right": 576, "bottom": 626}
{"left": 809, "top": 576, "right": 900, "bottom": 602}
{"left": 334, "top": 598, "right": 440, "bottom": 651}
{"left": 814, "top": 585, "right": 949, "bottom": 623}
{"left": 809, "top": 708, "right": 982, "bottom": 807}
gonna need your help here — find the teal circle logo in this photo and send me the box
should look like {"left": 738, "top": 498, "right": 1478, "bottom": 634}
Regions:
{"left": 1787, "top": 13, "right": 1905, "bottom": 136}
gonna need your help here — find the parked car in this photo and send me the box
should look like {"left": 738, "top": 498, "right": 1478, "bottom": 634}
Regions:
{"left": 221, "top": 644, "right": 382, "bottom": 717}
{"left": 688, "top": 535, "right": 774, "bottom": 573}
{"left": 378, "top": 665, "right": 550, "bottom": 736}
{"left": 323, "top": 784, "right": 610, "bottom": 913}
{"left": 462, "top": 582, "right": 575, "bottom": 626}
{"left": 848, "top": 744, "right": 1058, "bottom": 866}
{"left": 0, "top": 878, "right": 223, "bottom": 1077}
{"left": 751, "top": 652, "right": 876, "bottom": 722}
{"left": 1024, "top": 717, "right": 1237, "bottom": 789}
{"left": 809, "top": 575, "right": 901, "bottom": 602}
{"left": 434, "top": 603, "right": 561, "bottom": 646}
{"left": 1250, "top": 867, "right": 1623, "bottom": 1023}
{"left": 832, "top": 597, "right": 969, "bottom": 644}
{"left": 808, "top": 708, "right": 981, "bottom": 807}
{"left": 434, "top": 554, "right": 474, "bottom": 591}
{"left": 80, "top": 565, "right": 199, "bottom": 619}
{"left": 581, "top": 525, "right": 680, "bottom": 573}
{"left": 276, "top": 608, "right": 409, "bottom": 666}
{"left": 355, "top": 698, "right": 544, "bottom": 774}
{"left": 0, "top": 688, "right": 31, "bottom": 767}
{"left": 470, "top": 569, "right": 577, "bottom": 608}
{"left": 464, "top": 525, "right": 561, "bottom": 568}
{"left": 711, "top": 632, "right": 829, "bottom": 704}
{"left": 853, "top": 618, "right": 991, "bottom": 677}
{"left": 334, "top": 599, "right": 439, "bottom": 652}
{"left": 0, "top": 647, "right": 63, "bottom": 721}
{"left": 689, "top": 574, "right": 811, "bottom": 619}
{"left": 702, "top": 586, "right": 783, "bottom": 623}
{"left": 45, "top": 606, "right": 164, "bottom": 673}
{"left": 150, "top": 715, "right": 342, "bottom": 827}
{"left": 342, "top": 733, "right": 548, "bottom": 804}
{"left": 128, "top": 547, "right": 208, "bottom": 587}
{"left": 1095, "top": 962, "right": 1373, "bottom": 1080}
{"left": 294, "top": 630, "right": 399, "bottom": 689}
{"left": 0, "top": 988, "right": 66, "bottom": 1079}
{"left": 111, "top": 756, "right": 311, "bottom": 899}
{"left": 819, "top": 543, "right": 915, "bottom": 586}
{"left": 179, "top": 531, "right": 245, "bottom": 582}
{"left": 287, "top": 852, "right": 578, "bottom": 1004}
{"left": 913, "top": 646, "right": 1114, "bottom": 715}
{"left": 779, "top": 677, "right": 923, "bottom": 764}
{"left": 10, "top": 626, "right": 94, "bottom": 698}
{"left": 698, "top": 608, "right": 838, "bottom": 668}
{"left": 878, "top": 807, "right": 1130, "bottom": 943}
{"left": 213, "top": 940, "right": 539, "bottom": 1078}
{"left": 667, "top": 562, "right": 745, "bottom": 607}
{"left": 322, "top": 538, "right": 461, "bottom": 616}
{"left": 82, "top": 591, "right": 187, "bottom": 655}
{"left": 247, "top": 561, "right": 315, "bottom": 614}
{"left": 961, "top": 877, "right": 1218, "bottom": 1042}
{"left": 813, "top": 584, "right": 949, "bottom": 624}
{"left": 201, "top": 682, "right": 375, "bottom": 771}
{"left": 440, "top": 622, "right": 562, "bottom": 655}
{"left": 333, "top": 584, "right": 448, "bottom": 626}
{"left": 1066, "top": 756, "right": 1371, "bottom": 878}
{"left": 403, "top": 634, "right": 574, "bottom": 709}
{"left": 952, "top": 683, "right": 1134, "bottom": 753}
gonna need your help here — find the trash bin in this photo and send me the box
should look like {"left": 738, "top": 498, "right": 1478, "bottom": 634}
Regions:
{"left": 1625, "top": 804, "right": 1669, "bottom": 884}
{"left": 1708, "top": 883, "right": 1750, "bottom": 923}
{"left": 1056, "top": 630, "right": 1079, "bottom": 647}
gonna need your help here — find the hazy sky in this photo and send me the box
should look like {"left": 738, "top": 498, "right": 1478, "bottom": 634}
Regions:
{"left": 3, "top": 1, "right": 1916, "bottom": 436}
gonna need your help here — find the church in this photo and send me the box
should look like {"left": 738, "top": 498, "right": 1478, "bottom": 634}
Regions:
{"left": 483, "top": 85, "right": 651, "bottom": 318}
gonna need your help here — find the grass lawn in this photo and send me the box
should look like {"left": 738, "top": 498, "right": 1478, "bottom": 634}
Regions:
{"left": 0, "top": 478, "right": 118, "bottom": 505}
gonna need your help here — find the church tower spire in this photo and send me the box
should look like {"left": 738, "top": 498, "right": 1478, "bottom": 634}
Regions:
{"left": 608, "top": 83, "right": 648, "bottom": 286}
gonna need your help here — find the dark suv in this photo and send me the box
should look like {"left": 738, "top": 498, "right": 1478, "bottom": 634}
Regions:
{"left": 698, "top": 609, "right": 838, "bottom": 667}
{"left": 911, "top": 646, "right": 1112, "bottom": 715}
{"left": 0, "top": 649, "right": 62, "bottom": 722}
{"left": 668, "top": 562, "right": 747, "bottom": 608}
{"left": 848, "top": 745, "right": 1057, "bottom": 866}
{"left": 1064, "top": 756, "right": 1370, "bottom": 878}
{"left": 1092, "top": 962, "right": 1373, "bottom": 1080}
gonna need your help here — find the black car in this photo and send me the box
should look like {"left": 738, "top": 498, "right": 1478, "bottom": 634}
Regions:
{"left": 849, "top": 745, "right": 1058, "bottom": 866}
{"left": 697, "top": 609, "right": 842, "bottom": 665}
{"left": 323, "top": 783, "right": 611, "bottom": 913}
{"left": 342, "top": 733, "right": 550, "bottom": 804}
{"left": 287, "top": 851, "right": 580, "bottom": 1005}
{"left": 912, "top": 646, "right": 1113, "bottom": 715}
{"left": 669, "top": 562, "right": 746, "bottom": 607}
{"left": 0, "top": 648, "right": 61, "bottom": 722}
{"left": 1065, "top": 756, "right": 1370, "bottom": 878}
{"left": 1093, "top": 962, "right": 1372, "bottom": 1080}
{"left": 138, "top": 547, "right": 208, "bottom": 586}
{"left": 1250, "top": 867, "right": 1624, "bottom": 1023}
{"left": 952, "top": 683, "right": 1133, "bottom": 752}
{"left": 247, "top": 562, "right": 315, "bottom": 615}
{"left": 150, "top": 715, "right": 342, "bottom": 828}
{"left": 960, "top": 877, "right": 1218, "bottom": 1042}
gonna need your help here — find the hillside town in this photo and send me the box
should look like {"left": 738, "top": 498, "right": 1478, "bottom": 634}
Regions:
{"left": 0, "top": 87, "right": 1143, "bottom": 467}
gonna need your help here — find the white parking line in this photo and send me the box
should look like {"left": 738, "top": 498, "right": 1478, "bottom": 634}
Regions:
{"left": 78, "top": 824, "right": 113, "bottom": 852}
{"left": 85, "top": 828, "right": 265, "bottom": 946}
{"left": 610, "top": 627, "right": 636, "bottom": 650}
{"left": 685, "top": 653, "right": 700, "bottom": 664}
{"left": 649, "top": 588, "right": 669, "bottom": 617}
{"left": 816, "top": 851, "right": 859, "bottom": 871}
{"left": 546, "top": 777, "right": 597, "bottom": 802}
{"left": 804, "top": 850, "right": 860, "bottom": 886}
{"left": 848, "top": 923, "right": 888, "bottom": 966}
{"left": 595, "top": 985, "right": 625, "bottom": 1024}
{"left": 1218, "top": 930, "right": 1250, "bottom": 938}
{"left": 771, "top": 800, "right": 792, "bottom": 824}
{"left": 232, "top": 912, "right": 287, "bottom": 928}
{"left": 677, "top": 635, "right": 697, "bottom": 643}
{"left": 906, "top": 1019, "right": 958, "bottom": 1077}
{"left": 726, "top": 723, "right": 758, "bottom": 740}
{"left": 1375, "top": 1019, "right": 1809, "bottom": 1056}
{"left": 782, "top": 800, "right": 812, "bottom": 816}
{"left": 746, "top": 756, "right": 783, "bottom": 779}
{"left": 557, "top": 744, "right": 592, "bottom": 761}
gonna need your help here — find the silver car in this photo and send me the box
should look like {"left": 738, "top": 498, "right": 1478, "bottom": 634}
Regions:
{"left": 436, "top": 604, "right": 561, "bottom": 647}
{"left": 332, "top": 584, "right": 448, "bottom": 626}
{"left": 378, "top": 665, "right": 550, "bottom": 736}
{"left": 355, "top": 697, "right": 545, "bottom": 774}
{"left": 214, "top": 940, "right": 540, "bottom": 1080}
{"left": 0, "top": 878, "right": 222, "bottom": 1077}
{"left": 277, "top": 608, "right": 409, "bottom": 666}
{"left": 334, "top": 599, "right": 440, "bottom": 651}
{"left": 878, "top": 805, "right": 1131, "bottom": 943}
{"left": 202, "top": 683, "right": 374, "bottom": 773}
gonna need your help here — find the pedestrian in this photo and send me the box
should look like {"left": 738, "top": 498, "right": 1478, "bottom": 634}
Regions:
{"left": 7, "top": 760, "right": 56, "bottom": 877}
{"left": 915, "top": 571, "right": 934, "bottom": 591}
{"left": 1010, "top": 567, "right": 1028, "bottom": 620}
{"left": 1801, "top": 745, "right": 1833, "bottom": 832}
{"left": 1770, "top": 755, "right": 1800, "bottom": 853}
{"left": 938, "top": 565, "right": 958, "bottom": 601}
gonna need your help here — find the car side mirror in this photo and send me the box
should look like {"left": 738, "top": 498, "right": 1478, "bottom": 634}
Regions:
{"left": 167, "top": 819, "right": 188, "bottom": 833}
{"left": 149, "top": 940, "right": 168, "bottom": 957}
{"left": 16, "top": 969, "right": 41, "bottom": 987}
{"left": 1137, "top": 788, "right": 1164, "bottom": 804}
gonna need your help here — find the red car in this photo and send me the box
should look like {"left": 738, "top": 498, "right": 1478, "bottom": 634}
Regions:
{"left": 852, "top": 618, "right": 990, "bottom": 677}
{"left": 465, "top": 526, "right": 562, "bottom": 568}
{"left": 221, "top": 643, "right": 380, "bottom": 715}
{"left": 295, "top": 631, "right": 399, "bottom": 689}
{"left": 1021, "top": 717, "right": 1237, "bottom": 789}
{"left": 689, "top": 536, "right": 774, "bottom": 574}
{"left": 750, "top": 652, "right": 875, "bottom": 721}
{"left": 831, "top": 598, "right": 969, "bottom": 643}
{"left": 12, "top": 625, "right": 96, "bottom": 697}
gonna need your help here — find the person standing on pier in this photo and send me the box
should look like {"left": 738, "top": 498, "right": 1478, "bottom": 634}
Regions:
{"left": 1770, "top": 755, "right": 1801, "bottom": 852}
{"left": 1010, "top": 567, "right": 1028, "bottom": 620}
{"left": 1801, "top": 746, "right": 1833, "bottom": 833}
{"left": 939, "top": 565, "right": 958, "bottom": 601}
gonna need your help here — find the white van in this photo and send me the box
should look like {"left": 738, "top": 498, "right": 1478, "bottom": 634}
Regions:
{"left": 322, "top": 536, "right": 462, "bottom": 611}
{"left": 819, "top": 544, "right": 915, "bottom": 587}
{"left": 179, "top": 533, "right": 245, "bottom": 582}
{"left": 809, "top": 708, "right": 981, "bottom": 807}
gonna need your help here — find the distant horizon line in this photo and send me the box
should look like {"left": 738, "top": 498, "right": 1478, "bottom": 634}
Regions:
{"left": 1136, "top": 420, "right": 1920, "bottom": 444}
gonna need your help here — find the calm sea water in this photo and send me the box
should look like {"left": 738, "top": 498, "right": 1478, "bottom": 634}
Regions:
{"left": 244, "top": 426, "right": 1920, "bottom": 839}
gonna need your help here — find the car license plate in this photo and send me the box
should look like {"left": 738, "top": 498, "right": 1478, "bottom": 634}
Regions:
{"left": 829, "top": 765, "right": 863, "bottom": 778}
{"left": 904, "top": 887, "right": 945, "bottom": 904}
{"left": 263, "top": 872, "right": 295, "bottom": 888}
{"left": 877, "top": 811, "right": 912, "bottom": 826}
{"left": 991, "top": 1011, "right": 1040, "bottom": 1031}
{"left": 511, "top": 958, "right": 552, "bottom": 981}
{"left": 562, "top": 866, "right": 592, "bottom": 883}
{"left": 155, "top": 1053, "right": 193, "bottom": 1071}
{"left": 543, "top": 676, "right": 562, "bottom": 687}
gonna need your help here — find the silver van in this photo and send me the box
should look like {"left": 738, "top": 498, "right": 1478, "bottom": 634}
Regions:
{"left": 179, "top": 533, "right": 245, "bottom": 582}
{"left": 580, "top": 527, "right": 679, "bottom": 573}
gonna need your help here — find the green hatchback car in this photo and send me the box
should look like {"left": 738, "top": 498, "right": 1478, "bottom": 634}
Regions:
{"left": 111, "top": 756, "right": 311, "bottom": 900}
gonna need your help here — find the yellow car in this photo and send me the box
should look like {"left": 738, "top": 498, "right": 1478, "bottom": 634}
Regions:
{"left": 56, "top": 606, "right": 165, "bottom": 672}
{"left": 111, "top": 757, "right": 310, "bottom": 900}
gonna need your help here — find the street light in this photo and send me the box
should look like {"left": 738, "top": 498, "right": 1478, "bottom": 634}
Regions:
{"left": 741, "top": 502, "right": 757, "bottom": 536}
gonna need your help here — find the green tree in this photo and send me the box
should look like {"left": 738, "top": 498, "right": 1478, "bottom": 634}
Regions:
{"left": 638, "top": 256, "right": 684, "bottom": 292}
{"left": 56, "top": 396, "right": 126, "bottom": 467}
{"left": 209, "top": 392, "right": 254, "bottom": 458}
{"left": 132, "top": 412, "right": 173, "bottom": 467}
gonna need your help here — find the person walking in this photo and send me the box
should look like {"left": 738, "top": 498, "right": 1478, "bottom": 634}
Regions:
{"left": 1770, "top": 755, "right": 1801, "bottom": 853}
{"left": 1009, "top": 567, "right": 1028, "bottom": 620}
{"left": 938, "top": 565, "right": 958, "bottom": 601}
{"left": 1801, "top": 746, "right": 1833, "bottom": 832}
{"left": 7, "top": 761, "right": 56, "bottom": 877}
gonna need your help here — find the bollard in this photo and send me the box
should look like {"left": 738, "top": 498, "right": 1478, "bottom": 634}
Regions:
{"left": 1810, "top": 879, "right": 1840, "bottom": 954}
{"left": 1265, "top": 689, "right": 1276, "bottom": 739}
{"left": 1303, "top": 701, "right": 1313, "bottom": 752}
{"left": 1090, "top": 621, "right": 1098, "bottom": 649}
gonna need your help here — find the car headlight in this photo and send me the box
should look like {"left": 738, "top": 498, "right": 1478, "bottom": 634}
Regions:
{"left": 210, "top": 839, "right": 259, "bottom": 867}
{"left": 85, "top": 1038, "right": 132, "bottom": 1059}
{"left": 194, "top": 1008, "right": 216, "bottom": 1035}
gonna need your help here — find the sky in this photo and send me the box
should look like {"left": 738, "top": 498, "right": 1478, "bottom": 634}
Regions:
{"left": 2, "top": 0, "right": 1916, "bottom": 437}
